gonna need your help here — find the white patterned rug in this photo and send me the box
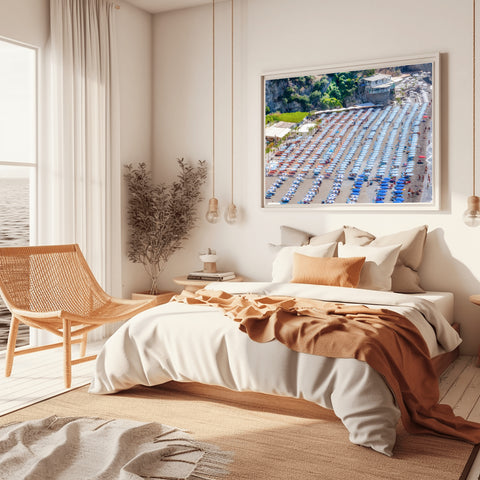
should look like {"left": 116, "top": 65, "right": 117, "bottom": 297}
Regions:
{"left": 0, "top": 416, "right": 232, "bottom": 479}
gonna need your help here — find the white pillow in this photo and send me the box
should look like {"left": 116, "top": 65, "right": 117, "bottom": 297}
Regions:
{"left": 343, "top": 225, "right": 428, "bottom": 293}
{"left": 272, "top": 243, "right": 336, "bottom": 283}
{"left": 337, "top": 243, "right": 401, "bottom": 291}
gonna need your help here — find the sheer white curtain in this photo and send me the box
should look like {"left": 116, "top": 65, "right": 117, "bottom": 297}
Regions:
{"left": 34, "top": 0, "right": 120, "bottom": 345}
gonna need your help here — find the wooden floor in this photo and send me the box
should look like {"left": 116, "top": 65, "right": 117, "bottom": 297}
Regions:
{"left": 439, "top": 355, "right": 480, "bottom": 422}
{"left": 439, "top": 356, "right": 480, "bottom": 480}
{"left": 0, "top": 351, "right": 479, "bottom": 478}
{"left": 0, "top": 340, "right": 103, "bottom": 416}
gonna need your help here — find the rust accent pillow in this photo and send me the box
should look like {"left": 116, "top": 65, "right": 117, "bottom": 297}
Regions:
{"left": 291, "top": 253, "right": 366, "bottom": 288}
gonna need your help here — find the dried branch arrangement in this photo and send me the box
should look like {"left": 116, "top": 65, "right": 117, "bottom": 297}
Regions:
{"left": 124, "top": 159, "right": 207, "bottom": 294}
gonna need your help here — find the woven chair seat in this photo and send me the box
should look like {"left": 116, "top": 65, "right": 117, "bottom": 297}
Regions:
{"left": 0, "top": 244, "right": 159, "bottom": 388}
{"left": 14, "top": 300, "right": 156, "bottom": 328}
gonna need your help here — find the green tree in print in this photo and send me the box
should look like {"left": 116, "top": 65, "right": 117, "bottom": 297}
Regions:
{"left": 321, "top": 93, "right": 342, "bottom": 109}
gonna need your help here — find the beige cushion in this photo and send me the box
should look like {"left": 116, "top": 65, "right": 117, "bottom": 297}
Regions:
{"left": 343, "top": 226, "right": 375, "bottom": 246}
{"left": 280, "top": 225, "right": 311, "bottom": 246}
{"left": 269, "top": 226, "right": 343, "bottom": 255}
{"left": 291, "top": 253, "right": 365, "bottom": 288}
{"left": 272, "top": 243, "right": 336, "bottom": 283}
{"left": 337, "top": 243, "right": 402, "bottom": 291}
{"left": 268, "top": 226, "right": 312, "bottom": 254}
{"left": 309, "top": 228, "right": 345, "bottom": 245}
{"left": 344, "top": 225, "right": 428, "bottom": 293}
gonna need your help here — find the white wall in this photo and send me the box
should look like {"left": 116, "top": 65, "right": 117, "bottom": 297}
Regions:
{"left": 116, "top": 1, "right": 154, "bottom": 297}
{"left": 0, "top": 0, "right": 49, "bottom": 47}
{"left": 152, "top": 0, "right": 480, "bottom": 354}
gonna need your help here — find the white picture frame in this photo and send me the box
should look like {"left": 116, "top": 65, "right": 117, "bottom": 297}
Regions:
{"left": 262, "top": 53, "right": 440, "bottom": 210}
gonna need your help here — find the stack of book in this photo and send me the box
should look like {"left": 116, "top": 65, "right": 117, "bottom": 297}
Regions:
{"left": 187, "top": 271, "right": 236, "bottom": 281}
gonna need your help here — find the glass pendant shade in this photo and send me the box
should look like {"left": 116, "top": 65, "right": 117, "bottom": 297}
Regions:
{"left": 463, "top": 195, "right": 480, "bottom": 227}
{"left": 205, "top": 197, "right": 220, "bottom": 223}
{"left": 225, "top": 202, "right": 238, "bottom": 224}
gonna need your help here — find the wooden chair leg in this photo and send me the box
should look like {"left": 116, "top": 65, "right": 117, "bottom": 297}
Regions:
{"left": 63, "top": 318, "right": 72, "bottom": 389}
{"left": 5, "top": 315, "right": 19, "bottom": 377}
{"left": 80, "top": 333, "right": 88, "bottom": 358}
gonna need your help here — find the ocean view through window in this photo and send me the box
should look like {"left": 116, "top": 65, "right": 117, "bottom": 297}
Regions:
{"left": 0, "top": 38, "right": 37, "bottom": 350}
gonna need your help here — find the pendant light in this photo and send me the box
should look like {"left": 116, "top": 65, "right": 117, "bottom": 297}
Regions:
{"left": 225, "top": 0, "right": 239, "bottom": 224}
{"left": 464, "top": 0, "right": 480, "bottom": 226}
{"left": 206, "top": 0, "right": 220, "bottom": 224}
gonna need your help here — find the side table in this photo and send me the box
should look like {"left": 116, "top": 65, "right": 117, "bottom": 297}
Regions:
{"left": 173, "top": 275, "right": 243, "bottom": 293}
{"left": 469, "top": 294, "right": 480, "bottom": 367}
{"left": 131, "top": 291, "right": 176, "bottom": 304}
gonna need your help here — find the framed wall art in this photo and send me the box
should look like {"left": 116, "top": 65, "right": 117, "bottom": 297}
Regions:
{"left": 262, "top": 53, "right": 440, "bottom": 209}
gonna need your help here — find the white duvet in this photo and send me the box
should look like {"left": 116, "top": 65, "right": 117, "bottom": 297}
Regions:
{"left": 89, "top": 283, "right": 461, "bottom": 456}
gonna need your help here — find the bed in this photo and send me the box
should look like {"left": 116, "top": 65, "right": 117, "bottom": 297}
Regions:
{"left": 90, "top": 281, "right": 462, "bottom": 456}
{"left": 90, "top": 225, "right": 476, "bottom": 456}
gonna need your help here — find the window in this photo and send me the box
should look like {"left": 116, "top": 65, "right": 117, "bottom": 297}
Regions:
{"left": 0, "top": 38, "right": 37, "bottom": 349}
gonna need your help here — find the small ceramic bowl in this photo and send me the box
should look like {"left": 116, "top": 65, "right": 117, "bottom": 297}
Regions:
{"left": 199, "top": 254, "right": 217, "bottom": 263}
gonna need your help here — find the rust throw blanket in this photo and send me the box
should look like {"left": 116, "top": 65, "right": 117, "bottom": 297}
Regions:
{"left": 174, "top": 289, "right": 480, "bottom": 444}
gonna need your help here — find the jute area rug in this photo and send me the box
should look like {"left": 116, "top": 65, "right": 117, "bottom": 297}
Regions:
{"left": 0, "top": 381, "right": 476, "bottom": 480}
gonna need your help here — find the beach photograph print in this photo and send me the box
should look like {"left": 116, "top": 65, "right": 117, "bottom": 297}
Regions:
{"left": 263, "top": 55, "right": 439, "bottom": 208}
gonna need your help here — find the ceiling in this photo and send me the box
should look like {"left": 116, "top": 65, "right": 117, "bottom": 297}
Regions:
{"left": 123, "top": 0, "right": 210, "bottom": 14}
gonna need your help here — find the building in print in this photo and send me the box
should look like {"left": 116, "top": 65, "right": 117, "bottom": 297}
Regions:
{"left": 361, "top": 74, "right": 395, "bottom": 104}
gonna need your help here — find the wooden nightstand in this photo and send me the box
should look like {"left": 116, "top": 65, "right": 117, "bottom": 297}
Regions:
{"left": 173, "top": 275, "right": 243, "bottom": 293}
{"left": 131, "top": 291, "right": 176, "bottom": 304}
{"left": 469, "top": 294, "right": 480, "bottom": 366}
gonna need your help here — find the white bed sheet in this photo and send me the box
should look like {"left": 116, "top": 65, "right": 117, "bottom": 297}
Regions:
{"left": 414, "top": 291, "right": 454, "bottom": 325}
{"left": 89, "top": 283, "right": 461, "bottom": 457}
{"left": 202, "top": 282, "right": 460, "bottom": 357}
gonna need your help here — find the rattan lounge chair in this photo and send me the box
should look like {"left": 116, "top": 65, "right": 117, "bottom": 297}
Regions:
{"left": 0, "top": 244, "right": 160, "bottom": 388}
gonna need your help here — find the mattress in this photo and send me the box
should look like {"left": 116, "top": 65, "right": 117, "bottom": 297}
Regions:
{"left": 202, "top": 282, "right": 457, "bottom": 357}
{"left": 415, "top": 291, "right": 454, "bottom": 325}
{"left": 207, "top": 284, "right": 454, "bottom": 324}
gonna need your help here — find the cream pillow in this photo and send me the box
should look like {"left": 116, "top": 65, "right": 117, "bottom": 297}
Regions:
{"left": 272, "top": 243, "right": 336, "bottom": 283}
{"left": 309, "top": 227, "right": 345, "bottom": 255}
{"left": 344, "top": 225, "right": 428, "bottom": 293}
{"left": 309, "top": 227, "right": 345, "bottom": 245}
{"left": 291, "top": 253, "right": 365, "bottom": 288}
{"left": 337, "top": 243, "right": 402, "bottom": 291}
{"left": 269, "top": 226, "right": 344, "bottom": 252}
{"left": 268, "top": 226, "right": 312, "bottom": 255}
{"left": 279, "top": 225, "right": 311, "bottom": 246}
{"left": 343, "top": 226, "right": 375, "bottom": 246}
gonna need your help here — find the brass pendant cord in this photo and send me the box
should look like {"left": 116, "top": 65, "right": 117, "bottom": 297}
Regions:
{"left": 212, "top": 0, "right": 216, "bottom": 198}
{"left": 474, "top": 0, "right": 477, "bottom": 196}
{"left": 230, "top": 0, "right": 234, "bottom": 203}
{"left": 463, "top": 0, "right": 480, "bottom": 225}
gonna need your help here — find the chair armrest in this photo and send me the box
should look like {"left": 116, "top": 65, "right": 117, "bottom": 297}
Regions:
{"left": 11, "top": 307, "right": 63, "bottom": 319}
{"left": 12, "top": 308, "right": 89, "bottom": 323}
{"left": 110, "top": 297, "right": 158, "bottom": 306}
